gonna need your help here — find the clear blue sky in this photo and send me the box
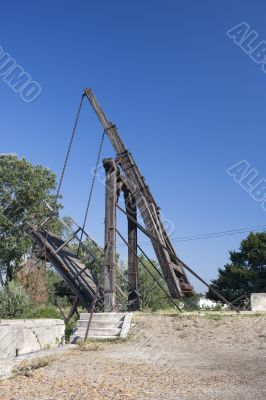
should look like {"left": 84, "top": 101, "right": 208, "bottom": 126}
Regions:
{"left": 1, "top": 1, "right": 265, "bottom": 292}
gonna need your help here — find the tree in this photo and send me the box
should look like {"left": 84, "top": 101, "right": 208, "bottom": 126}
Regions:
{"left": 16, "top": 260, "right": 49, "bottom": 304}
{"left": 138, "top": 256, "right": 174, "bottom": 310}
{"left": 0, "top": 281, "right": 31, "bottom": 319}
{"left": 0, "top": 154, "right": 61, "bottom": 281}
{"left": 207, "top": 232, "right": 266, "bottom": 307}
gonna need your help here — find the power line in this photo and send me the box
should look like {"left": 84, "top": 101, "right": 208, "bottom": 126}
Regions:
{"left": 116, "top": 224, "right": 266, "bottom": 247}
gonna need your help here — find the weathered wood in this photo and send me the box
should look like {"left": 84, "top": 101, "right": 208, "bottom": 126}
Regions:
{"left": 84, "top": 285, "right": 99, "bottom": 341}
{"left": 84, "top": 89, "right": 192, "bottom": 298}
{"left": 55, "top": 297, "right": 67, "bottom": 322}
{"left": 116, "top": 229, "right": 182, "bottom": 311}
{"left": 103, "top": 158, "right": 117, "bottom": 312}
{"left": 66, "top": 295, "right": 80, "bottom": 323}
{"left": 24, "top": 223, "right": 102, "bottom": 309}
{"left": 124, "top": 189, "right": 139, "bottom": 311}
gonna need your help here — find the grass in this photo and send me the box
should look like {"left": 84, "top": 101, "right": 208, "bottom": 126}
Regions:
{"left": 204, "top": 313, "right": 224, "bottom": 321}
{"left": 76, "top": 340, "right": 104, "bottom": 351}
{"left": 13, "top": 356, "right": 54, "bottom": 377}
{"left": 23, "top": 305, "right": 62, "bottom": 319}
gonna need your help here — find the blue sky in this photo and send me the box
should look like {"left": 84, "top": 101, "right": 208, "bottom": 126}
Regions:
{"left": 1, "top": 1, "right": 265, "bottom": 292}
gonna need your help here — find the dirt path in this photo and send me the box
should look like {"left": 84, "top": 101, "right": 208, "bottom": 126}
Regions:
{"left": 1, "top": 313, "right": 266, "bottom": 399}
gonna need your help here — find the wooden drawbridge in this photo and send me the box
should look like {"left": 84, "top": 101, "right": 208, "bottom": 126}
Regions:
{"left": 22, "top": 89, "right": 232, "bottom": 314}
{"left": 24, "top": 223, "right": 102, "bottom": 309}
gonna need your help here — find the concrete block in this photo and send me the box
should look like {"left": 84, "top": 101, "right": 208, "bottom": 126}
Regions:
{"left": 2, "top": 319, "right": 65, "bottom": 355}
{"left": 120, "top": 313, "right": 133, "bottom": 338}
{"left": 0, "top": 319, "right": 65, "bottom": 379}
{"left": 0, "top": 324, "right": 16, "bottom": 358}
{"left": 251, "top": 293, "right": 266, "bottom": 312}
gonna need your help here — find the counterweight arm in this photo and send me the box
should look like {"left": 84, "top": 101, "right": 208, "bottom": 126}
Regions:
{"left": 84, "top": 88, "right": 193, "bottom": 297}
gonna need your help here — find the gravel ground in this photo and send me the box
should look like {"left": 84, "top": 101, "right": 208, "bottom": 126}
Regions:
{"left": 1, "top": 313, "right": 266, "bottom": 399}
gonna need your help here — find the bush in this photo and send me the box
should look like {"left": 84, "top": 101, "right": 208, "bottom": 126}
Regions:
{"left": 16, "top": 261, "right": 49, "bottom": 305}
{"left": 0, "top": 281, "right": 32, "bottom": 319}
{"left": 181, "top": 294, "right": 201, "bottom": 311}
{"left": 24, "top": 304, "right": 62, "bottom": 319}
{"left": 0, "top": 281, "right": 68, "bottom": 321}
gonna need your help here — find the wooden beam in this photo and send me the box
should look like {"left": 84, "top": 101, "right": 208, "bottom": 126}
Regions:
{"left": 84, "top": 89, "right": 190, "bottom": 298}
{"left": 103, "top": 158, "right": 117, "bottom": 312}
{"left": 66, "top": 295, "right": 80, "bottom": 323}
{"left": 124, "top": 189, "right": 139, "bottom": 311}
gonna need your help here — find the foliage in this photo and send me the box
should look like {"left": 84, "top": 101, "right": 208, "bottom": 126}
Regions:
{"left": 0, "top": 279, "right": 65, "bottom": 320}
{"left": 204, "top": 313, "right": 224, "bottom": 321}
{"left": 61, "top": 220, "right": 177, "bottom": 312}
{"left": 46, "top": 265, "right": 71, "bottom": 306}
{"left": 65, "top": 319, "right": 77, "bottom": 343}
{"left": 24, "top": 304, "right": 62, "bottom": 319}
{"left": 0, "top": 154, "right": 61, "bottom": 281}
{"left": 181, "top": 293, "right": 201, "bottom": 311}
{"left": 76, "top": 340, "right": 104, "bottom": 351}
{"left": 16, "top": 260, "right": 49, "bottom": 304}
{"left": 207, "top": 232, "right": 266, "bottom": 307}
{"left": 13, "top": 356, "right": 54, "bottom": 377}
{"left": 115, "top": 260, "right": 129, "bottom": 311}
{"left": 137, "top": 256, "right": 174, "bottom": 311}
{"left": 0, "top": 281, "right": 31, "bottom": 318}
{"left": 60, "top": 216, "right": 104, "bottom": 283}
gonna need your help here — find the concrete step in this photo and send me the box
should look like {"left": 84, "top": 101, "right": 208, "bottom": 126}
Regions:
{"left": 79, "top": 313, "right": 126, "bottom": 322}
{"left": 70, "top": 334, "right": 118, "bottom": 341}
{"left": 72, "top": 327, "right": 121, "bottom": 337}
{"left": 76, "top": 320, "right": 124, "bottom": 329}
{"left": 71, "top": 313, "right": 133, "bottom": 343}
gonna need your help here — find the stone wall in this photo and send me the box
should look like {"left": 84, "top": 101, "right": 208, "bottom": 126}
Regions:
{"left": 0, "top": 319, "right": 65, "bottom": 379}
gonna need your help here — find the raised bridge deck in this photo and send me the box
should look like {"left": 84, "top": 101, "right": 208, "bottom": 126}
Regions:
{"left": 24, "top": 223, "right": 102, "bottom": 309}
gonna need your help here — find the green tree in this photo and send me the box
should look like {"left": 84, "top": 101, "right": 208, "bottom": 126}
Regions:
{"left": 138, "top": 256, "right": 174, "bottom": 311}
{"left": 0, "top": 281, "right": 31, "bottom": 319}
{"left": 181, "top": 293, "right": 201, "bottom": 311}
{"left": 207, "top": 232, "right": 266, "bottom": 307}
{"left": 0, "top": 154, "right": 61, "bottom": 281}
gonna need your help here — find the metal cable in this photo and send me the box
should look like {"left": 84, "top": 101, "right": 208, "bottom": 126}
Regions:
{"left": 55, "top": 94, "right": 85, "bottom": 202}
{"left": 41, "top": 95, "right": 85, "bottom": 259}
{"left": 77, "top": 130, "right": 106, "bottom": 256}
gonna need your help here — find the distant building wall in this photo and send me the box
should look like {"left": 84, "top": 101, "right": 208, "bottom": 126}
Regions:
{"left": 251, "top": 293, "right": 266, "bottom": 312}
{"left": 199, "top": 297, "right": 227, "bottom": 309}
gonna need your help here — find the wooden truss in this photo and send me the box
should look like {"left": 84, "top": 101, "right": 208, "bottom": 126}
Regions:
{"left": 22, "top": 89, "right": 234, "bottom": 318}
{"left": 85, "top": 89, "right": 194, "bottom": 306}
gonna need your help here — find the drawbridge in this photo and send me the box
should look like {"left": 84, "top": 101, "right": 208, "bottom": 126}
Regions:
{"left": 24, "top": 222, "right": 103, "bottom": 309}
{"left": 23, "top": 89, "right": 232, "bottom": 315}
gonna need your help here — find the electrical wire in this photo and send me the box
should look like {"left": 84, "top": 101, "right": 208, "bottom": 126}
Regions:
{"left": 116, "top": 224, "right": 266, "bottom": 247}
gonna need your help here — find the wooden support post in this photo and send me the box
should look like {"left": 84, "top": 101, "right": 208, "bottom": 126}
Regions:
{"left": 55, "top": 297, "right": 67, "bottom": 322}
{"left": 124, "top": 189, "right": 139, "bottom": 311}
{"left": 84, "top": 285, "right": 99, "bottom": 341}
{"left": 66, "top": 295, "right": 79, "bottom": 323}
{"left": 103, "top": 158, "right": 117, "bottom": 312}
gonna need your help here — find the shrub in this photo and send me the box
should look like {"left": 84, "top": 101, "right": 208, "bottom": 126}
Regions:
{"left": 0, "top": 281, "right": 31, "bottom": 319}
{"left": 16, "top": 261, "right": 49, "bottom": 305}
{"left": 24, "top": 304, "right": 61, "bottom": 319}
{"left": 181, "top": 294, "right": 201, "bottom": 311}
{"left": 13, "top": 356, "right": 54, "bottom": 377}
